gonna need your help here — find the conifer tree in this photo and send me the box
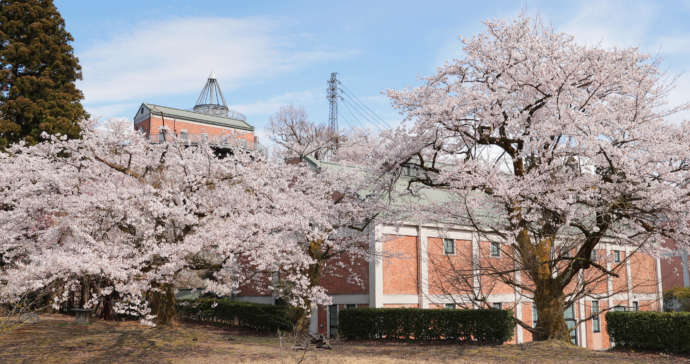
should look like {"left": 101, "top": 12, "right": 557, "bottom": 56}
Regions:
{"left": 0, "top": 0, "right": 88, "bottom": 148}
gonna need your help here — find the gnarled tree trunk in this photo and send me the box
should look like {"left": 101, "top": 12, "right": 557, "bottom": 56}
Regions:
{"left": 533, "top": 281, "right": 569, "bottom": 341}
{"left": 147, "top": 283, "right": 177, "bottom": 325}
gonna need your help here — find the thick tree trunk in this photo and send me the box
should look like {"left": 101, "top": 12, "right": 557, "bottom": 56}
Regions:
{"left": 293, "top": 240, "right": 324, "bottom": 347}
{"left": 533, "top": 282, "right": 570, "bottom": 341}
{"left": 293, "top": 306, "right": 312, "bottom": 347}
{"left": 80, "top": 276, "right": 89, "bottom": 308}
{"left": 147, "top": 283, "right": 177, "bottom": 325}
{"left": 516, "top": 227, "right": 571, "bottom": 342}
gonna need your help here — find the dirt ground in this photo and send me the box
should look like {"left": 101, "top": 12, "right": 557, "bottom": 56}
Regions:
{"left": 0, "top": 314, "right": 688, "bottom": 364}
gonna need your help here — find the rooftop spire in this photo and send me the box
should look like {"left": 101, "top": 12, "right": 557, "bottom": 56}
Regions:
{"left": 194, "top": 72, "right": 229, "bottom": 117}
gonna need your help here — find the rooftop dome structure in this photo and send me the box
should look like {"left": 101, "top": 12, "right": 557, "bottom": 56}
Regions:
{"left": 193, "top": 72, "right": 230, "bottom": 116}
{"left": 192, "top": 72, "right": 247, "bottom": 122}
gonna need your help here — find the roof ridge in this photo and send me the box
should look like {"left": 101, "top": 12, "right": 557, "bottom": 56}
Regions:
{"left": 141, "top": 103, "right": 253, "bottom": 131}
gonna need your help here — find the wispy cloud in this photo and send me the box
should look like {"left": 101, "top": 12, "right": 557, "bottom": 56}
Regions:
{"left": 232, "top": 90, "right": 317, "bottom": 116}
{"left": 78, "top": 16, "right": 356, "bottom": 116}
{"left": 560, "top": 0, "right": 658, "bottom": 49}
{"left": 559, "top": 0, "right": 690, "bottom": 122}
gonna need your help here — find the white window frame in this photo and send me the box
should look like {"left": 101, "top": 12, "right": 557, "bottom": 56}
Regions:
{"left": 592, "top": 300, "right": 600, "bottom": 333}
{"left": 490, "top": 242, "right": 501, "bottom": 257}
{"left": 443, "top": 238, "right": 456, "bottom": 255}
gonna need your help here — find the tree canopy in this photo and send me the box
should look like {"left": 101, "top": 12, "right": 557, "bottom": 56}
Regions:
{"left": 378, "top": 16, "right": 690, "bottom": 341}
{"left": 0, "top": 120, "right": 375, "bottom": 325}
{"left": 0, "top": 0, "right": 88, "bottom": 149}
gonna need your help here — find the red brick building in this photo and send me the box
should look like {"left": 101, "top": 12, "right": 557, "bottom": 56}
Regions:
{"left": 234, "top": 220, "right": 662, "bottom": 350}
{"left": 133, "top": 73, "right": 257, "bottom": 151}
{"left": 232, "top": 160, "right": 664, "bottom": 350}
{"left": 661, "top": 238, "right": 689, "bottom": 291}
{"left": 151, "top": 77, "right": 664, "bottom": 350}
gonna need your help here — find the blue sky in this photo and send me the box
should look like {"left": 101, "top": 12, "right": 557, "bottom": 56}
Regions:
{"left": 55, "top": 0, "right": 690, "bottom": 140}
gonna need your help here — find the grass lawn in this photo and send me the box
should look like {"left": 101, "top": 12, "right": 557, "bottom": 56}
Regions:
{"left": 0, "top": 314, "right": 688, "bottom": 363}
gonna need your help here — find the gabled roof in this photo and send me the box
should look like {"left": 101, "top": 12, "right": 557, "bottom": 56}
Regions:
{"left": 140, "top": 103, "right": 254, "bottom": 132}
{"left": 302, "top": 155, "right": 504, "bottom": 227}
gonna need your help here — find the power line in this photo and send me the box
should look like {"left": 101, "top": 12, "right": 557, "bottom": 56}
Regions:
{"left": 339, "top": 90, "right": 388, "bottom": 131}
{"left": 340, "top": 96, "right": 385, "bottom": 132}
{"left": 338, "top": 81, "right": 393, "bottom": 128}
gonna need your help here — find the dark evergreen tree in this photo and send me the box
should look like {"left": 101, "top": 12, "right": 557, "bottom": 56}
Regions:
{"left": 0, "top": 0, "right": 88, "bottom": 148}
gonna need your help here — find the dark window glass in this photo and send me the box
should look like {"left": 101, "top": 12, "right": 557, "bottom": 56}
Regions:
{"left": 443, "top": 238, "right": 455, "bottom": 255}
{"left": 490, "top": 242, "right": 500, "bottom": 257}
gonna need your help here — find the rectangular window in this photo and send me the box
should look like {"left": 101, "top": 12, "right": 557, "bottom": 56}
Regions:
{"left": 632, "top": 301, "right": 638, "bottom": 311}
{"left": 590, "top": 250, "right": 597, "bottom": 261}
{"left": 443, "top": 238, "right": 455, "bottom": 255}
{"left": 181, "top": 130, "right": 188, "bottom": 142}
{"left": 613, "top": 250, "right": 621, "bottom": 263}
{"left": 592, "top": 300, "right": 600, "bottom": 333}
{"left": 158, "top": 127, "right": 168, "bottom": 142}
{"left": 345, "top": 304, "right": 356, "bottom": 309}
{"left": 613, "top": 305, "right": 626, "bottom": 312}
{"left": 532, "top": 303, "right": 538, "bottom": 328}
{"left": 490, "top": 242, "right": 500, "bottom": 257}
{"left": 492, "top": 302, "right": 502, "bottom": 310}
{"left": 328, "top": 304, "right": 338, "bottom": 339}
{"left": 445, "top": 303, "right": 456, "bottom": 309}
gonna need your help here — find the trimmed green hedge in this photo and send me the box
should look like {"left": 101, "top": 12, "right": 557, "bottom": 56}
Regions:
{"left": 177, "top": 298, "right": 299, "bottom": 332}
{"left": 606, "top": 311, "right": 690, "bottom": 353}
{"left": 339, "top": 308, "right": 514, "bottom": 344}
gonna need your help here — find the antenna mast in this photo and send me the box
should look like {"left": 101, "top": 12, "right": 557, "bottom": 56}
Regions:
{"left": 327, "top": 72, "right": 339, "bottom": 136}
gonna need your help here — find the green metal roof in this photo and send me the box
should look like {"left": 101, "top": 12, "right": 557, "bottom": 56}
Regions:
{"left": 142, "top": 103, "right": 254, "bottom": 131}
{"left": 303, "top": 155, "right": 504, "bottom": 227}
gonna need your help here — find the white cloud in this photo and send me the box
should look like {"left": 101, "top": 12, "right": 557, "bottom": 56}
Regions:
{"left": 232, "top": 90, "right": 317, "bottom": 116}
{"left": 560, "top": 0, "right": 659, "bottom": 49}
{"left": 86, "top": 102, "right": 138, "bottom": 121}
{"left": 77, "top": 16, "right": 355, "bottom": 107}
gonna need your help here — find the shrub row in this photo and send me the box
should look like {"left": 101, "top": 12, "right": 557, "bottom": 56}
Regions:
{"left": 339, "top": 307, "right": 514, "bottom": 344}
{"left": 606, "top": 311, "right": 690, "bottom": 353}
{"left": 177, "top": 298, "right": 299, "bottom": 333}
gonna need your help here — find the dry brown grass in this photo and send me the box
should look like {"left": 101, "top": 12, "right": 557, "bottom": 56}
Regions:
{"left": 0, "top": 314, "right": 688, "bottom": 364}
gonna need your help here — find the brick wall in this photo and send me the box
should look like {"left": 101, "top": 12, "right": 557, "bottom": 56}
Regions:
{"left": 135, "top": 115, "right": 255, "bottom": 147}
{"left": 382, "top": 235, "right": 419, "bottom": 295}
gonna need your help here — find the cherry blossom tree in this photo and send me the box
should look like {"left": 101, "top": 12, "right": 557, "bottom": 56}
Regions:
{"left": 0, "top": 120, "right": 376, "bottom": 329}
{"left": 266, "top": 110, "right": 384, "bottom": 343}
{"left": 268, "top": 105, "right": 338, "bottom": 161}
{"left": 378, "top": 16, "right": 690, "bottom": 341}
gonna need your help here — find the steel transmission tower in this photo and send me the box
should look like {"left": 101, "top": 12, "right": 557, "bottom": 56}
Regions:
{"left": 327, "top": 72, "right": 338, "bottom": 135}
